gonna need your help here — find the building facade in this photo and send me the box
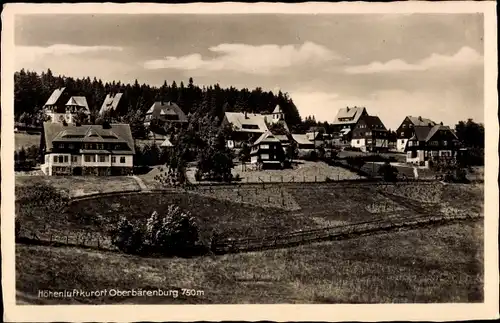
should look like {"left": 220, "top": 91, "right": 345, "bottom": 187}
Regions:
{"left": 223, "top": 106, "right": 289, "bottom": 149}
{"left": 40, "top": 122, "right": 135, "bottom": 176}
{"left": 250, "top": 131, "right": 284, "bottom": 167}
{"left": 144, "top": 101, "right": 188, "bottom": 129}
{"left": 395, "top": 116, "right": 437, "bottom": 153}
{"left": 350, "top": 115, "right": 389, "bottom": 153}
{"left": 405, "top": 125, "right": 459, "bottom": 166}
{"left": 330, "top": 106, "right": 368, "bottom": 139}
{"left": 43, "top": 88, "right": 91, "bottom": 124}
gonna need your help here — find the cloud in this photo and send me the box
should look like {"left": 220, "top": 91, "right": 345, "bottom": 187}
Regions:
{"left": 16, "top": 44, "right": 124, "bottom": 64}
{"left": 344, "top": 46, "right": 483, "bottom": 74}
{"left": 290, "top": 88, "right": 483, "bottom": 131}
{"left": 143, "top": 41, "right": 339, "bottom": 74}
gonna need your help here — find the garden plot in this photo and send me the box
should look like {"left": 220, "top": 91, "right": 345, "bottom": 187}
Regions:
{"left": 230, "top": 161, "right": 363, "bottom": 184}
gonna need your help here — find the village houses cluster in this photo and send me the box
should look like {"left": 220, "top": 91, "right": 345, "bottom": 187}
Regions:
{"left": 37, "top": 87, "right": 460, "bottom": 176}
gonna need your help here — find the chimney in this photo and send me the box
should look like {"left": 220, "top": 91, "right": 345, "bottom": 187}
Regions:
{"left": 418, "top": 116, "right": 423, "bottom": 121}
{"left": 346, "top": 106, "right": 350, "bottom": 112}
{"left": 244, "top": 111, "right": 248, "bottom": 119}
{"left": 440, "top": 121, "right": 443, "bottom": 126}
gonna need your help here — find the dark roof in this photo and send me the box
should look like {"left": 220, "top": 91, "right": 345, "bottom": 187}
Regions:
{"left": 411, "top": 126, "right": 433, "bottom": 141}
{"left": 407, "top": 116, "right": 436, "bottom": 127}
{"left": 359, "top": 115, "right": 387, "bottom": 130}
{"left": 410, "top": 125, "right": 457, "bottom": 142}
{"left": 146, "top": 101, "right": 187, "bottom": 122}
{"left": 42, "top": 122, "right": 135, "bottom": 154}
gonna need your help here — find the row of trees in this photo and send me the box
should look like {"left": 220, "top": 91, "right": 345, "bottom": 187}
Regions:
{"left": 15, "top": 68, "right": 303, "bottom": 133}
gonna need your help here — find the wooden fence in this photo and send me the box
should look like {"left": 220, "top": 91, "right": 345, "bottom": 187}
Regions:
{"left": 211, "top": 212, "right": 482, "bottom": 254}
{"left": 17, "top": 211, "right": 481, "bottom": 256}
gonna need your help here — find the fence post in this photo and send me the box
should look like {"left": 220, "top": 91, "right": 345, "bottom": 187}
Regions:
{"left": 315, "top": 175, "right": 317, "bottom": 182}
{"left": 97, "top": 237, "right": 100, "bottom": 248}
{"left": 66, "top": 235, "right": 69, "bottom": 244}
{"left": 338, "top": 174, "right": 340, "bottom": 181}
{"left": 281, "top": 175, "right": 283, "bottom": 183}
{"left": 270, "top": 175, "right": 272, "bottom": 183}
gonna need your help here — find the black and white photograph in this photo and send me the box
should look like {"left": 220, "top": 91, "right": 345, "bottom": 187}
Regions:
{"left": 1, "top": 2, "right": 498, "bottom": 322}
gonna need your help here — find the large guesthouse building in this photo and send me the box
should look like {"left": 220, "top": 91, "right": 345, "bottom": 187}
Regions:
{"left": 40, "top": 122, "right": 135, "bottom": 176}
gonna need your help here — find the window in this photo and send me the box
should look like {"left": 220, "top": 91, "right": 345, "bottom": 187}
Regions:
{"left": 53, "top": 156, "right": 57, "bottom": 163}
{"left": 241, "top": 124, "right": 259, "bottom": 130}
{"left": 58, "top": 156, "right": 64, "bottom": 163}
{"left": 63, "top": 156, "right": 68, "bottom": 163}
{"left": 357, "top": 140, "right": 360, "bottom": 144}
{"left": 97, "top": 144, "right": 104, "bottom": 150}
{"left": 68, "top": 144, "right": 74, "bottom": 149}
{"left": 366, "top": 132, "right": 372, "bottom": 136}
{"left": 120, "top": 157, "right": 126, "bottom": 164}
{"left": 99, "top": 155, "right": 106, "bottom": 162}
{"left": 402, "top": 124, "right": 406, "bottom": 128}
{"left": 72, "top": 156, "right": 77, "bottom": 162}
{"left": 58, "top": 143, "right": 65, "bottom": 149}
{"left": 409, "top": 124, "right": 413, "bottom": 128}
{"left": 111, "top": 156, "right": 116, "bottom": 163}
{"left": 260, "top": 144, "right": 269, "bottom": 149}
{"left": 84, "top": 155, "right": 91, "bottom": 162}
{"left": 400, "top": 133, "right": 405, "bottom": 137}
{"left": 443, "top": 140, "right": 448, "bottom": 146}
{"left": 261, "top": 154, "right": 269, "bottom": 160}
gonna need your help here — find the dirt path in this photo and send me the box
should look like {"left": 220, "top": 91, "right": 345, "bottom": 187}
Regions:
{"left": 131, "top": 175, "right": 150, "bottom": 192}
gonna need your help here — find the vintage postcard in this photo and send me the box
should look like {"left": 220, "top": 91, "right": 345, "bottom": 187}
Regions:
{"left": 1, "top": 2, "right": 498, "bottom": 322}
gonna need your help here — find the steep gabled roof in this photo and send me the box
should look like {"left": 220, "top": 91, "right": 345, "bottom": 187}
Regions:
{"left": 272, "top": 104, "right": 283, "bottom": 114}
{"left": 146, "top": 101, "right": 187, "bottom": 122}
{"left": 99, "top": 93, "right": 124, "bottom": 115}
{"left": 359, "top": 115, "right": 387, "bottom": 130}
{"left": 44, "top": 88, "right": 66, "bottom": 106}
{"left": 253, "top": 130, "right": 280, "bottom": 146}
{"left": 66, "top": 96, "right": 90, "bottom": 113}
{"left": 224, "top": 112, "right": 269, "bottom": 133}
{"left": 291, "top": 134, "right": 314, "bottom": 146}
{"left": 407, "top": 116, "right": 437, "bottom": 127}
{"left": 42, "top": 122, "right": 135, "bottom": 153}
{"left": 425, "top": 125, "right": 458, "bottom": 141}
{"left": 410, "top": 125, "right": 457, "bottom": 142}
{"left": 332, "top": 107, "right": 367, "bottom": 125}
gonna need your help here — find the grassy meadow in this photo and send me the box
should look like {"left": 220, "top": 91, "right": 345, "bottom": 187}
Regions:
{"left": 16, "top": 219, "right": 483, "bottom": 304}
{"left": 15, "top": 174, "right": 484, "bottom": 304}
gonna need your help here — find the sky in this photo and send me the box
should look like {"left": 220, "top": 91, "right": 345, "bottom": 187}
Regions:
{"left": 14, "top": 13, "right": 484, "bottom": 130}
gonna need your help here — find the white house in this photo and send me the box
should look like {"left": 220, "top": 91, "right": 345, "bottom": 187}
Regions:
{"left": 222, "top": 105, "right": 289, "bottom": 149}
{"left": 43, "top": 88, "right": 90, "bottom": 124}
{"left": 40, "top": 122, "right": 135, "bottom": 176}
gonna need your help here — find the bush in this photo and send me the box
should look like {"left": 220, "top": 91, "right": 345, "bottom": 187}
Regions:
{"left": 378, "top": 161, "right": 399, "bottom": 182}
{"left": 145, "top": 206, "right": 199, "bottom": 253}
{"left": 110, "top": 205, "right": 202, "bottom": 256}
{"left": 110, "top": 217, "right": 144, "bottom": 254}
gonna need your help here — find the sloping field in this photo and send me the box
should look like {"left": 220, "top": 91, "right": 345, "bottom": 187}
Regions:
{"left": 16, "top": 219, "right": 483, "bottom": 304}
{"left": 16, "top": 175, "right": 140, "bottom": 198}
{"left": 19, "top": 191, "right": 317, "bottom": 242}
{"left": 15, "top": 133, "right": 41, "bottom": 150}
